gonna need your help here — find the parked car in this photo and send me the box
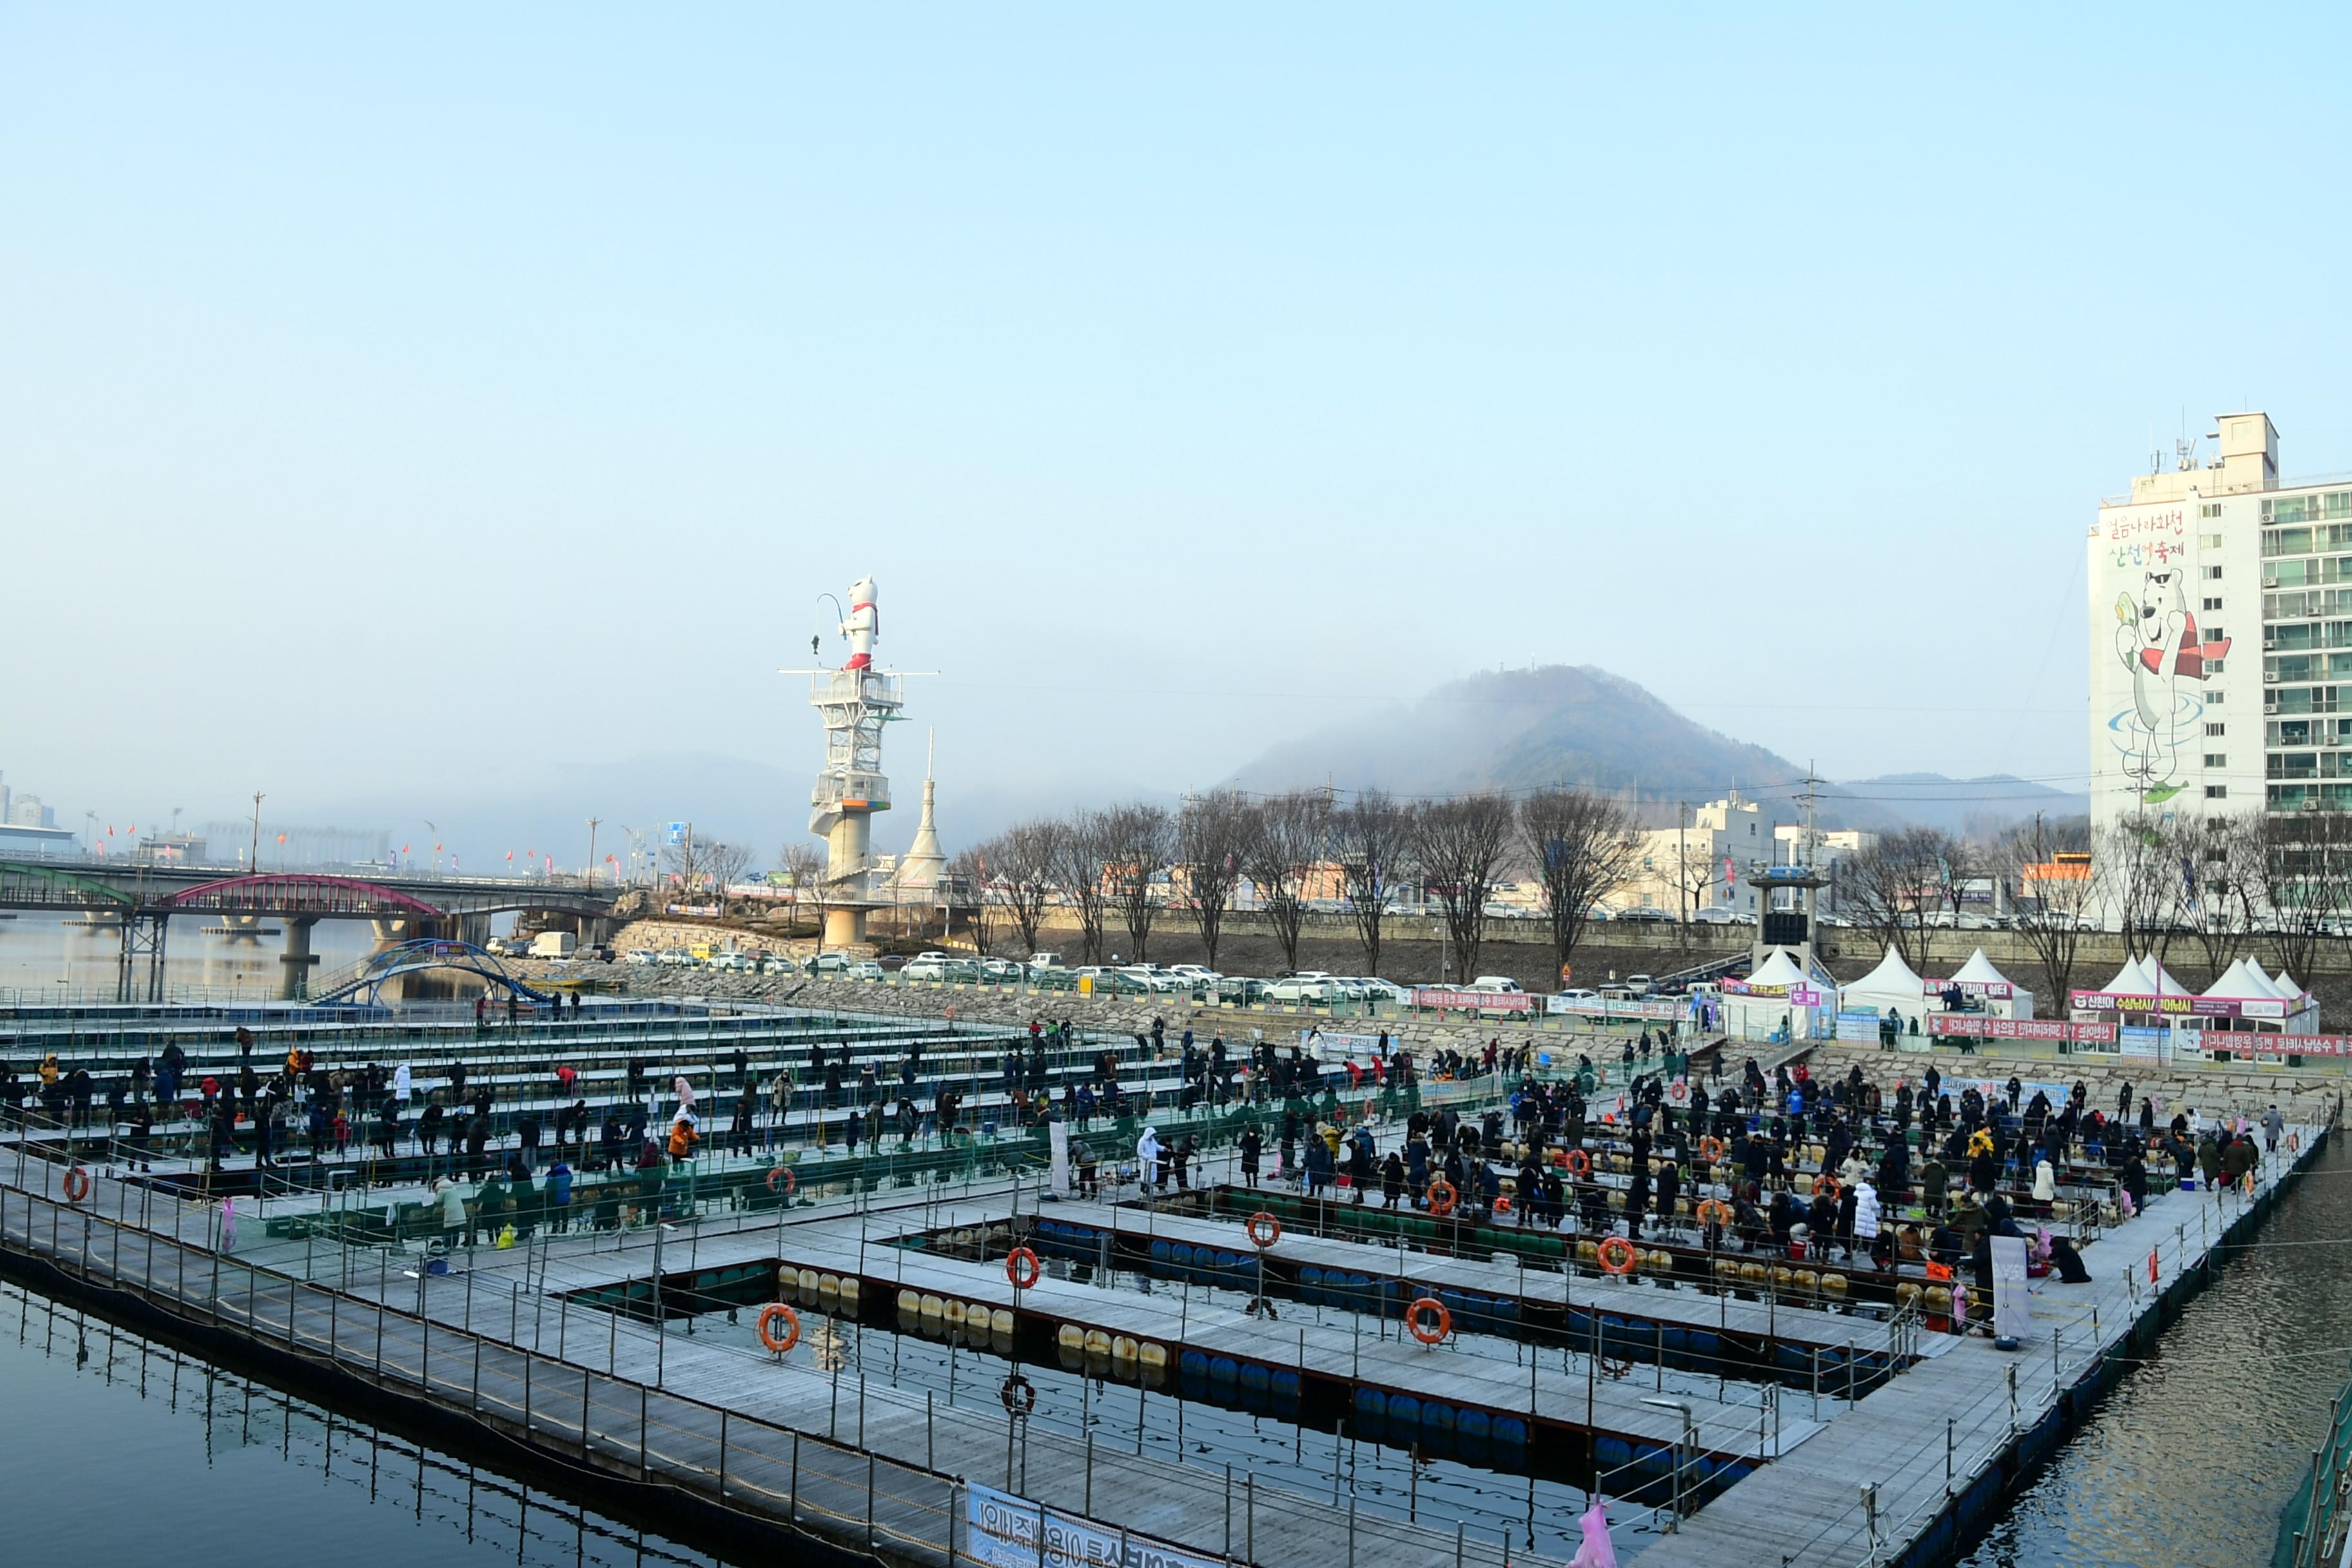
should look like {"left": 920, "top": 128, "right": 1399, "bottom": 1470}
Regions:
{"left": 1267, "top": 974, "right": 1335, "bottom": 1003}
{"left": 580, "top": 943, "right": 617, "bottom": 963}
{"left": 656, "top": 948, "right": 696, "bottom": 968}
{"left": 942, "top": 958, "right": 982, "bottom": 983}
{"left": 803, "top": 950, "right": 852, "bottom": 974}
{"left": 877, "top": 954, "right": 910, "bottom": 970}
{"left": 846, "top": 960, "right": 885, "bottom": 980}
{"left": 1625, "top": 974, "right": 1656, "bottom": 993}
{"left": 1468, "top": 975, "right": 1525, "bottom": 994}
{"left": 979, "top": 957, "right": 1025, "bottom": 982}
{"left": 1028, "top": 952, "right": 1067, "bottom": 970}
{"left": 707, "top": 952, "right": 755, "bottom": 973}
{"left": 1165, "top": 965, "right": 1222, "bottom": 990}
{"left": 1352, "top": 977, "right": 1409, "bottom": 1004}
{"left": 901, "top": 956, "right": 950, "bottom": 981}
{"left": 1613, "top": 907, "right": 1675, "bottom": 923}
{"left": 623, "top": 948, "right": 659, "bottom": 967}
{"left": 1215, "top": 975, "right": 1271, "bottom": 1004}
{"left": 1553, "top": 988, "right": 1603, "bottom": 1008}
{"left": 1691, "top": 906, "right": 1741, "bottom": 925}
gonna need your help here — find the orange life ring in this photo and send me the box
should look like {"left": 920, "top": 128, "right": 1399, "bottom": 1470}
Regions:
{"left": 1669, "top": 1080, "right": 1687, "bottom": 1102}
{"left": 1406, "top": 1297, "right": 1451, "bottom": 1345}
{"left": 1426, "top": 1179, "right": 1458, "bottom": 1217}
{"left": 1695, "top": 1198, "right": 1733, "bottom": 1230}
{"left": 1564, "top": 1149, "right": 1592, "bottom": 1179}
{"left": 1006, "top": 1246, "right": 1041, "bottom": 1289}
{"left": 756, "top": 1303, "right": 801, "bottom": 1355}
{"left": 1247, "top": 1211, "right": 1281, "bottom": 1248}
{"left": 1700, "top": 1137, "right": 1725, "bottom": 1162}
{"left": 1598, "top": 1235, "right": 1638, "bottom": 1276}
{"left": 766, "top": 1164, "right": 796, "bottom": 1195}
{"left": 1000, "top": 1374, "right": 1036, "bottom": 1414}
{"left": 1812, "top": 1175, "right": 1841, "bottom": 1201}
{"left": 61, "top": 1166, "right": 90, "bottom": 1204}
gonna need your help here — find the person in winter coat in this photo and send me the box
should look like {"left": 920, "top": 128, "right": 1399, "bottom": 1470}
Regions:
{"left": 2196, "top": 1134, "right": 2221, "bottom": 1189}
{"left": 1381, "top": 1152, "right": 1406, "bottom": 1208}
{"left": 2032, "top": 1159, "right": 2057, "bottom": 1203}
{"left": 1136, "top": 1126, "right": 1164, "bottom": 1191}
{"left": 1239, "top": 1126, "right": 1262, "bottom": 1187}
{"left": 1852, "top": 1179, "right": 1881, "bottom": 1250}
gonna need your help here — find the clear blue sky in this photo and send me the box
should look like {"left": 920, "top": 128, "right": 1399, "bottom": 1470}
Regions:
{"left": 7, "top": 6, "right": 2350, "bottom": 856}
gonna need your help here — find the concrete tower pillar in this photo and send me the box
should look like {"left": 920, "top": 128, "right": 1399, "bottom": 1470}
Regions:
{"left": 279, "top": 916, "right": 320, "bottom": 1000}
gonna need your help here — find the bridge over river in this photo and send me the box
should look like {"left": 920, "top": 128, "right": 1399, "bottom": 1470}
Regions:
{"left": 0, "top": 859, "right": 623, "bottom": 1002}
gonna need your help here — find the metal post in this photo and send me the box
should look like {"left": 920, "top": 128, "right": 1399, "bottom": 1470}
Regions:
{"left": 718, "top": 1409, "right": 728, "bottom": 1497}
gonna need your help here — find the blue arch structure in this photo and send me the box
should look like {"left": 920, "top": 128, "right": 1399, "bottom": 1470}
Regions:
{"left": 309, "top": 938, "right": 556, "bottom": 1008}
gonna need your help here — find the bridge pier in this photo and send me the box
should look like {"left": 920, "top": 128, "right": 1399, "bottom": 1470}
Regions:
{"left": 279, "top": 916, "right": 320, "bottom": 1001}
{"left": 371, "top": 917, "right": 415, "bottom": 943}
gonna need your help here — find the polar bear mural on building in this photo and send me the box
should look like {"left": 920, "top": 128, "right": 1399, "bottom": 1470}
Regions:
{"left": 2110, "top": 567, "right": 2230, "bottom": 802}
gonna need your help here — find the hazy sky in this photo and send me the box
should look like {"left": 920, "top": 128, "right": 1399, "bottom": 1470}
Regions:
{"left": 8, "top": 7, "right": 2352, "bottom": 861}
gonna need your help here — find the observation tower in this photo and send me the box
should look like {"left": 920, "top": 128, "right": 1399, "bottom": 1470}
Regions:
{"left": 783, "top": 576, "right": 905, "bottom": 946}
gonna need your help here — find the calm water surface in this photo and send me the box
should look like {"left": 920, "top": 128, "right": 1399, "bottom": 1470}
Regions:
{"left": 0, "top": 1279, "right": 721, "bottom": 1568}
{"left": 1960, "top": 1132, "right": 2352, "bottom": 1567}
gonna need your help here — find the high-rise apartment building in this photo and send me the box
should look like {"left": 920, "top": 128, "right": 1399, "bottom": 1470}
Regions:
{"left": 2086, "top": 410, "right": 2344, "bottom": 841}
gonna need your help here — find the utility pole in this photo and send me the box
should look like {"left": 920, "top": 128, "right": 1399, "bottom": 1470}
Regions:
{"left": 587, "top": 818, "right": 602, "bottom": 887}
{"left": 250, "top": 794, "right": 265, "bottom": 878}
{"left": 1678, "top": 801, "right": 1690, "bottom": 924}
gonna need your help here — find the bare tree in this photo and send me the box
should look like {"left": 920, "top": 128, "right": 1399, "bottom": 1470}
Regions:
{"left": 1177, "top": 791, "right": 1255, "bottom": 970}
{"left": 946, "top": 847, "right": 1000, "bottom": 956}
{"left": 662, "top": 836, "right": 711, "bottom": 902}
{"left": 1246, "top": 792, "right": 1331, "bottom": 974}
{"left": 1099, "top": 803, "right": 1174, "bottom": 960}
{"left": 703, "top": 840, "right": 754, "bottom": 905}
{"left": 2178, "top": 814, "right": 2251, "bottom": 977}
{"left": 1843, "top": 827, "right": 1953, "bottom": 974}
{"left": 1334, "top": 789, "right": 1409, "bottom": 977}
{"left": 1412, "top": 793, "right": 1514, "bottom": 983}
{"left": 2102, "top": 817, "right": 2192, "bottom": 974}
{"left": 1050, "top": 810, "right": 1113, "bottom": 965}
{"left": 1520, "top": 789, "right": 1640, "bottom": 986}
{"left": 2246, "top": 808, "right": 2352, "bottom": 985}
{"left": 982, "top": 819, "right": 1061, "bottom": 958}
{"left": 778, "top": 841, "right": 828, "bottom": 941}
{"left": 1992, "top": 816, "right": 2097, "bottom": 1004}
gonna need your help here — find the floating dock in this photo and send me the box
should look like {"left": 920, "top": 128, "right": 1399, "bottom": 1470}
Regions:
{"left": 0, "top": 1092, "right": 2333, "bottom": 1566}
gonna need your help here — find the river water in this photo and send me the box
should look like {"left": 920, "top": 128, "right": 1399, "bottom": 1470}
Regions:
{"left": 0, "top": 1279, "right": 717, "bottom": 1568}
{"left": 0, "top": 910, "right": 444, "bottom": 1004}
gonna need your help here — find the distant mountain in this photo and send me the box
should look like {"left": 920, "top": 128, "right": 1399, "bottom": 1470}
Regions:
{"left": 1831, "top": 774, "right": 2090, "bottom": 839}
{"left": 1228, "top": 663, "right": 1819, "bottom": 808}
{"left": 1226, "top": 666, "right": 2079, "bottom": 839}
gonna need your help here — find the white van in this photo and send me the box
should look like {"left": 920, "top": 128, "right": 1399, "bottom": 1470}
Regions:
{"left": 1469, "top": 975, "right": 1524, "bottom": 994}
{"left": 529, "top": 931, "right": 578, "bottom": 960}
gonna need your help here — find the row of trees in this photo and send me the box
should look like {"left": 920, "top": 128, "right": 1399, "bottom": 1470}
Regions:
{"left": 1843, "top": 810, "right": 2352, "bottom": 1003}
{"left": 959, "top": 789, "right": 1643, "bottom": 982}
